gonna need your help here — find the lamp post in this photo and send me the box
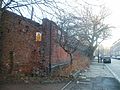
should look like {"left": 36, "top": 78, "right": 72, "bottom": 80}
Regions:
{"left": 98, "top": 48, "right": 100, "bottom": 63}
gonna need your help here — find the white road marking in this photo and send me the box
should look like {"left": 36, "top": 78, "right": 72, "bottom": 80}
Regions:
{"left": 61, "top": 81, "right": 72, "bottom": 90}
{"left": 106, "top": 64, "right": 120, "bottom": 83}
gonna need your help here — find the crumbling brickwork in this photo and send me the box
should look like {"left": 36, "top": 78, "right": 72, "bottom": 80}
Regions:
{"left": 1, "top": 11, "right": 70, "bottom": 75}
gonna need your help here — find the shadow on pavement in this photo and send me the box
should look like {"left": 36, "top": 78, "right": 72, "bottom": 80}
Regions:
{"left": 64, "top": 77, "right": 120, "bottom": 90}
{"left": 92, "top": 77, "right": 120, "bottom": 90}
{"left": 0, "top": 77, "right": 120, "bottom": 90}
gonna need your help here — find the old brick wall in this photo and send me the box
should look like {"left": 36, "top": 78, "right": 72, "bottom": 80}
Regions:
{"left": 1, "top": 10, "right": 90, "bottom": 76}
{"left": 42, "top": 19, "right": 70, "bottom": 68}
{"left": 51, "top": 43, "right": 70, "bottom": 65}
{"left": 50, "top": 22, "right": 70, "bottom": 65}
{"left": 2, "top": 11, "right": 42, "bottom": 74}
{"left": 1, "top": 11, "right": 70, "bottom": 75}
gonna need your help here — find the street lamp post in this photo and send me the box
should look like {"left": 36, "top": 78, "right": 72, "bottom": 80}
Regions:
{"left": 98, "top": 48, "right": 99, "bottom": 63}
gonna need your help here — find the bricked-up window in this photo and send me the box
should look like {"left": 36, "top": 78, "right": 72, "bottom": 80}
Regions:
{"left": 36, "top": 32, "right": 42, "bottom": 41}
{"left": 9, "top": 51, "right": 14, "bottom": 74}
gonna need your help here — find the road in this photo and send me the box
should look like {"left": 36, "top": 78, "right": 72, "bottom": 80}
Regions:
{"left": 105, "top": 58, "right": 120, "bottom": 82}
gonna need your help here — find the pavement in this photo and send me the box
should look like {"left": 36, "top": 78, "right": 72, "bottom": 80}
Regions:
{"left": 0, "top": 59, "right": 120, "bottom": 90}
{"left": 62, "top": 59, "right": 120, "bottom": 90}
{"left": 83, "top": 59, "right": 114, "bottom": 78}
{"left": 62, "top": 77, "right": 120, "bottom": 90}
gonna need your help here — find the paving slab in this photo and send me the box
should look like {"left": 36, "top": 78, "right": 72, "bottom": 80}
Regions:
{"left": 63, "top": 77, "right": 120, "bottom": 90}
{"left": 83, "top": 61, "right": 114, "bottom": 78}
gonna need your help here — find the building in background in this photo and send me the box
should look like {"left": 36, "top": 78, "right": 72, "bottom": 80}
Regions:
{"left": 110, "top": 39, "right": 120, "bottom": 59}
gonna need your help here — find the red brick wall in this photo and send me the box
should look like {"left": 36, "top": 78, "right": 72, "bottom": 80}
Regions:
{"left": 42, "top": 19, "right": 70, "bottom": 67}
{"left": 2, "top": 11, "right": 70, "bottom": 74}
{"left": 51, "top": 43, "right": 70, "bottom": 64}
{"left": 2, "top": 11, "right": 41, "bottom": 74}
{"left": 50, "top": 22, "right": 70, "bottom": 64}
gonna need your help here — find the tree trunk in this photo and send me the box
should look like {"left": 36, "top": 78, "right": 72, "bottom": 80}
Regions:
{"left": 87, "top": 46, "right": 96, "bottom": 60}
{"left": 89, "top": 51, "right": 94, "bottom": 60}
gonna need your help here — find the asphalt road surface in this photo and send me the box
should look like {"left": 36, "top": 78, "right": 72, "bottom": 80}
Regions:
{"left": 106, "top": 58, "right": 120, "bottom": 82}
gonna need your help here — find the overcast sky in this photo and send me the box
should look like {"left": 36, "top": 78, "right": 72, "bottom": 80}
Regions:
{"left": 5, "top": 0, "right": 120, "bottom": 48}
{"left": 100, "top": 0, "right": 120, "bottom": 47}
{"left": 71, "top": 0, "right": 120, "bottom": 48}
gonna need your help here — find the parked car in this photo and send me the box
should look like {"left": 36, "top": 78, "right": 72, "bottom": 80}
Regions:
{"left": 103, "top": 56, "right": 111, "bottom": 63}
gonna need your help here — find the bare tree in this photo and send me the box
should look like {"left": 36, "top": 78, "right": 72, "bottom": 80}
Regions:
{"left": 73, "top": 6, "right": 112, "bottom": 59}
{"left": 57, "top": 14, "right": 80, "bottom": 64}
{"left": 1, "top": 0, "right": 66, "bottom": 20}
{"left": 57, "top": 5, "right": 112, "bottom": 61}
